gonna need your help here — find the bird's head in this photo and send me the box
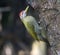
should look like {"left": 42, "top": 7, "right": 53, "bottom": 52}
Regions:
{"left": 19, "top": 6, "right": 29, "bottom": 19}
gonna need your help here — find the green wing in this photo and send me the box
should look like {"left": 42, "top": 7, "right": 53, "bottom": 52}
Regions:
{"left": 25, "top": 21, "right": 39, "bottom": 40}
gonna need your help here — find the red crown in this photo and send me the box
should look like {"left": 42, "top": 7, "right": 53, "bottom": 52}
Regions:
{"left": 19, "top": 10, "right": 24, "bottom": 16}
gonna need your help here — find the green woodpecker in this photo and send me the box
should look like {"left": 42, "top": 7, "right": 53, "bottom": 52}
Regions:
{"left": 19, "top": 6, "right": 50, "bottom": 47}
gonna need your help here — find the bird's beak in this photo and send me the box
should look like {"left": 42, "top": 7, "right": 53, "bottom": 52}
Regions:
{"left": 25, "top": 6, "right": 29, "bottom": 13}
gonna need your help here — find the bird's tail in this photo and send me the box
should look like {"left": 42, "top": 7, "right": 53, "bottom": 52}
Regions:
{"left": 39, "top": 35, "right": 50, "bottom": 47}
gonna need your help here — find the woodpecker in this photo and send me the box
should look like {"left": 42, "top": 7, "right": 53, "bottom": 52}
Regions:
{"left": 19, "top": 6, "right": 50, "bottom": 47}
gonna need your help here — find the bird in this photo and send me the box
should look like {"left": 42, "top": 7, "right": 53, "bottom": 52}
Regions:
{"left": 19, "top": 6, "right": 50, "bottom": 47}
